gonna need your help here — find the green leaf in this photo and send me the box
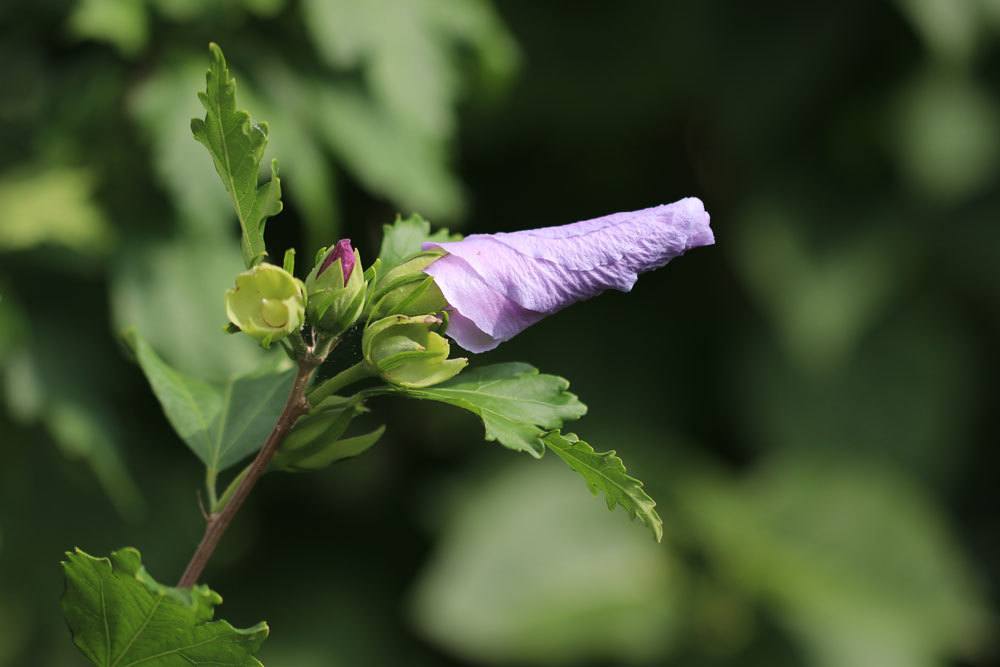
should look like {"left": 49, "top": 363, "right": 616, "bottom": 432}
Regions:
{"left": 677, "top": 454, "right": 989, "bottom": 667}
{"left": 191, "top": 43, "right": 282, "bottom": 267}
{"left": 733, "top": 202, "right": 902, "bottom": 374}
{"left": 128, "top": 332, "right": 295, "bottom": 472}
{"left": 542, "top": 431, "right": 662, "bottom": 542}
{"left": 394, "top": 362, "right": 586, "bottom": 457}
{"left": 68, "top": 0, "right": 149, "bottom": 57}
{"left": 130, "top": 58, "right": 235, "bottom": 236}
{"left": 61, "top": 547, "right": 267, "bottom": 666}
{"left": 111, "top": 237, "right": 268, "bottom": 381}
{"left": 273, "top": 395, "right": 375, "bottom": 471}
{"left": 1, "top": 305, "right": 143, "bottom": 518}
{"left": 377, "top": 213, "right": 460, "bottom": 272}
{"left": 0, "top": 166, "right": 113, "bottom": 255}
{"left": 312, "top": 86, "right": 463, "bottom": 220}
{"left": 255, "top": 65, "right": 340, "bottom": 255}
{"left": 302, "top": 0, "right": 517, "bottom": 139}
{"left": 302, "top": 0, "right": 521, "bottom": 223}
{"left": 410, "top": 462, "right": 677, "bottom": 665}
{"left": 276, "top": 425, "right": 385, "bottom": 472}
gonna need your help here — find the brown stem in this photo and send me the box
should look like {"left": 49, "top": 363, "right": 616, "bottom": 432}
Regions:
{"left": 177, "top": 357, "right": 320, "bottom": 587}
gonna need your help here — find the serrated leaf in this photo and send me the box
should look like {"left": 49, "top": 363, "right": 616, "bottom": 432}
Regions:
{"left": 542, "top": 431, "right": 662, "bottom": 542}
{"left": 191, "top": 43, "right": 282, "bottom": 267}
{"left": 61, "top": 547, "right": 267, "bottom": 666}
{"left": 128, "top": 332, "right": 295, "bottom": 472}
{"left": 395, "top": 363, "right": 586, "bottom": 457}
{"left": 130, "top": 59, "right": 235, "bottom": 235}
{"left": 377, "top": 213, "right": 460, "bottom": 272}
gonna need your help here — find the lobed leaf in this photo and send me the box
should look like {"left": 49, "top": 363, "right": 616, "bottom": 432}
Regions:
{"left": 191, "top": 43, "right": 282, "bottom": 267}
{"left": 543, "top": 431, "right": 663, "bottom": 542}
{"left": 61, "top": 547, "right": 267, "bottom": 666}
{"left": 394, "top": 362, "right": 586, "bottom": 457}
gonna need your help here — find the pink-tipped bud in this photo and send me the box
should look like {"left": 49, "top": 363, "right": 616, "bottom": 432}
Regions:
{"left": 319, "top": 239, "right": 355, "bottom": 282}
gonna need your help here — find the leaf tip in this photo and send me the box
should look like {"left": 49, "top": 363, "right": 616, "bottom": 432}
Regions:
{"left": 208, "top": 41, "right": 225, "bottom": 63}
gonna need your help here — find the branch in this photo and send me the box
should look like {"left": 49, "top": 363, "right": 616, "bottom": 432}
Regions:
{"left": 177, "top": 355, "right": 320, "bottom": 587}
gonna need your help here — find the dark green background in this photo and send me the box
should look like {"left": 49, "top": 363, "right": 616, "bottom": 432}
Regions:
{"left": 1, "top": 1, "right": 997, "bottom": 665}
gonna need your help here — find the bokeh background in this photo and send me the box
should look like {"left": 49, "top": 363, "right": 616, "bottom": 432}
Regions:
{"left": 2, "top": 1, "right": 999, "bottom": 665}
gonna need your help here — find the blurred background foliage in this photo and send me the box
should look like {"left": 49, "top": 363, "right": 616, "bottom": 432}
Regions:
{"left": 1, "top": 1, "right": 998, "bottom": 665}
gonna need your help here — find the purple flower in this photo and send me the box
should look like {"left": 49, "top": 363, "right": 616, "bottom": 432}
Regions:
{"left": 319, "top": 238, "right": 356, "bottom": 282}
{"left": 423, "top": 197, "right": 713, "bottom": 352}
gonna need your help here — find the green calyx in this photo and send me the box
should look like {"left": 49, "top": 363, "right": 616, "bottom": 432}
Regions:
{"left": 366, "top": 251, "right": 447, "bottom": 321}
{"left": 225, "top": 263, "right": 305, "bottom": 348}
{"left": 363, "top": 314, "right": 467, "bottom": 388}
{"left": 305, "top": 247, "right": 366, "bottom": 335}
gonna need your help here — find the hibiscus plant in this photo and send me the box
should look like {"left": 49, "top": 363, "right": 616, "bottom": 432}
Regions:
{"left": 59, "top": 44, "right": 714, "bottom": 666}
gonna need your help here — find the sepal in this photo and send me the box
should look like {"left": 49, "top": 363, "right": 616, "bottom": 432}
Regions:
{"left": 305, "top": 243, "right": 366, "bottom": 335}
{"left": 362, "top": 314, "right": 467, "bottom": 388}
{"left": 273, "top": 395, "right": 383, "bottom": 471}
{"left": 367, "top": 250, "right": 447, "bottom": 320}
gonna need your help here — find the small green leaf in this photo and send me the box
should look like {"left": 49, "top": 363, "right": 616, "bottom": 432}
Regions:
{"left": 282, "top": 247, "right": 296, "bottom": 274}
{"left": 128, "top": 332, "right": 295, "bottom": 472}
{"left": 377, "top": 213, "right": 460, "bottom": 273}
{"left": 394, "top": 363, "right": 586, "bottom": 457}
{"left": 271, "top": 396, "right": 372, "bottom": 472}
{"left": 191, "top": 43, "right": 282, "bottom": 267}
{"left": 543, "top": 431, "right": 662, "bottom": 542}
{"left": 61, "top": 547, "right": 267, "bottom": 666}
{"left": 277, "top": 425, "right": 385, "bottom": 472}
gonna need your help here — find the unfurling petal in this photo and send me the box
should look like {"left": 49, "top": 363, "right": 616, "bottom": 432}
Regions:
{"left": 424, "top": 197, "right": 713, "bottom": 352}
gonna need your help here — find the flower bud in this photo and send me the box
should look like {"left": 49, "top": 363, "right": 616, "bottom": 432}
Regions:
{"left": 225, "top": 263, "right": 305, "bottom": 348}
{"left": 423, "top": 197, "right": 714, "bottom": 352}
{"left": 367, "top": 251, "right": 447, "bottom": 321}
{"left": 305, "top": 239, "right": 366, "bottom": 335}
{"left": 362, "top": 314, "right": 467, "bottom": 388}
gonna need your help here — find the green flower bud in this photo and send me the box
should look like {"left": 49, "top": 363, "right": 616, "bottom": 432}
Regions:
{"left": 225, "top": 263, "right": 305, "bottom": 348}
{"left": 305, "top": 239, "right": 366, "bottom": 335}
{"left": 367, "top": 251, "right": 447, "bottom": 321}
{"left": 362, "top": 314, "right": 467, "bottom": 388}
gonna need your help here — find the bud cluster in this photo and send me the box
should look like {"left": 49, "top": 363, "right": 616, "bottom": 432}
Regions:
{"left": 223, "top": 237, "right": 466, "bottom": 388}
